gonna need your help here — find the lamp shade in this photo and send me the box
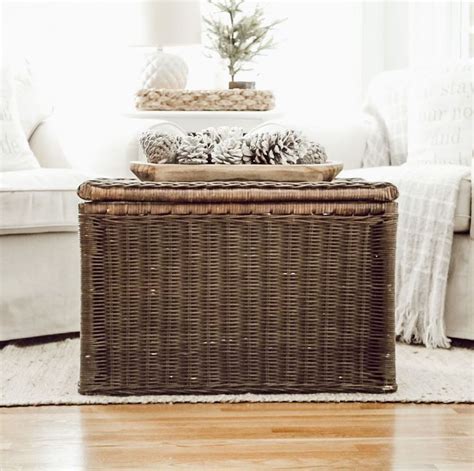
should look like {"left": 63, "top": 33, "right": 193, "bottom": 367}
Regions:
{"left": 131, "top": 0, "right": 201, "bottom": 47}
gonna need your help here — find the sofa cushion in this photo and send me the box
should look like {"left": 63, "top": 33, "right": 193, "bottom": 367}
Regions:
{"left": 0, "top": 168, "right": 87, "bottom": 235}
{"left": 341, "top": 167, "right": 471, "bottom": 233}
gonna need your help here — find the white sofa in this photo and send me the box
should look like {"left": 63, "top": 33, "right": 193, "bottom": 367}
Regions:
{"left": 0, "top": 126, "right": 86, "bottom": 340}
{"left": 271, "top": 116, "right": 472, "bottom": 340}
{"left": 0, "top": 59, "right": 180, "bottom": 340}
{"left": 0, "top": 56, "right": 90, "bottom": 340}
{"left": 1, "top": 63, "right": 471, "bottom": 342}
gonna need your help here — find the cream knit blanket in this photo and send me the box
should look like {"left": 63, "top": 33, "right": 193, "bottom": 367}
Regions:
{"left": 342, "top": 164, "right": 469, "bottom": 348}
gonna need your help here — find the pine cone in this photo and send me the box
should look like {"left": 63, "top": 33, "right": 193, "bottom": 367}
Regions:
{"left": 242, "top": 130, "right": 307, "bottom": 164}
{"left": 139, "top": 131, "right": 181, "bottom": 164}
{"left": 202, "top": 126, "right": 244, "bottom": 144}
{"left": 210, "top": 137, "right": 243, "bottom": 164}
{"left": 298, "top": 141, "right": 328, "bottom": 164}
{"left": 200, "top": 127, "right": 221, "bottom": 145}
{"left": 176, "top": 134, "right": 211, "bottom": 164}
{"left": 177, "top": 128, "right": 246, "bottom": 164}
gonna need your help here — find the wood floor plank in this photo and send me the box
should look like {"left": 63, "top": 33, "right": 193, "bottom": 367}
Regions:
{"left": 1, "top": 404, "right": 473, "bottom": 469}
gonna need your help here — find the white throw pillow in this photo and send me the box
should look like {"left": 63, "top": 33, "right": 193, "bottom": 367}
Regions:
{"left": 407, "top": 61, "right": 472, "bottom": 165}
{"left": 12, "top": 57, "right": 53, "bottom": 139}
{"left": 0, "top": 67, "right": 40, "bottom": 172}
{"left": 364, "top": 70, "right": 411, "bottom": 166}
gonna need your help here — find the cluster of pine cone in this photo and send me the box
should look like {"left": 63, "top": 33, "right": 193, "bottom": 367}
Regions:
{"left": 139, "top": 127, "right": 328, "bottom": 165}
{"left": 177, "top": 127, "right": 244, "bottom": 165}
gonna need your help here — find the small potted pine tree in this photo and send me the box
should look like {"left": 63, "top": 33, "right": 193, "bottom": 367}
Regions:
{"left": 204, "top": 0, "right": 284, "bottom": 89}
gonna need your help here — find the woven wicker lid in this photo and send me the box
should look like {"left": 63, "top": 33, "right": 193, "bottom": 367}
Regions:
{"left": 78, "top": 178, "right": 398, "bottom": 204}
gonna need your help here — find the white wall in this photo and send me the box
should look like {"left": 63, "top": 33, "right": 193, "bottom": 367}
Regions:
{"left": 361, "top": 0, "right": 468, "bottom": 91}
{"left": 2, "top": 0, "right": 367, "bottom": 121}
{"left": 253, "top": 1, "right": 365, "bottom": 120}
{"left": 360, "top": 1, "right": 409, "bottom": 93}
{"left": 0, "top": 0, "right": 393, "bottom": 174}
{"left": 3, "top": 0, "right": 465, "bottom": 174}
{"left": 2, "top": 0, "right": 467, "bottom": 116}
{"left": 2, "top": 1, "right": 142, "bottom": 114}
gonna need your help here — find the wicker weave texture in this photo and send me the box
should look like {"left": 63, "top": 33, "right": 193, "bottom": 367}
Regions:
{"left": 79, "top": 181, "right": 398, "bottom": 395}
{"left": 78, "top": 179, "right": 399, "bottom": 204}
{"left": 135, "top": 89, "right": 275, "bottom": 111}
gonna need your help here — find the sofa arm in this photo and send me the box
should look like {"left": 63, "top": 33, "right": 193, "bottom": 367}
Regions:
{"left": 28, "top": 118, "right": 71, "bottom": 169}
{"left": 270, "top": 113, "right": 370, "bottom": 169}
{"left": 54, "top": 115, "right": 186, "bottom": 177}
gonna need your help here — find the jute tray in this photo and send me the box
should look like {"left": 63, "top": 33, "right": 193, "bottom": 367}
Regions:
{"left": 135, "top": 89, "right": 275, "bottom": 111}
{"left": 130, "top": 161, "right": 344, "bottom": 183}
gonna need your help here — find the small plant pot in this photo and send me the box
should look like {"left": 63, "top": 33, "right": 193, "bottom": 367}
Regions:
{"left": 229, "top": 81, "right": 256, "bottom": 90}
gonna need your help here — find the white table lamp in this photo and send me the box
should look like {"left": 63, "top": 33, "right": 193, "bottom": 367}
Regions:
{"left": 132, "top": 0, "right": 201, "bottom": 89}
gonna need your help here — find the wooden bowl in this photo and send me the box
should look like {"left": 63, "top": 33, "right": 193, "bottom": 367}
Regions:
{"left": 130, "top": 161, "right": 344, "bottom": 183}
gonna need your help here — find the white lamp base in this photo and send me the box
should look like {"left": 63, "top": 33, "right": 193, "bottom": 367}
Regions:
{"left": 140, "top": 49, "right": 188, "bottom": 89}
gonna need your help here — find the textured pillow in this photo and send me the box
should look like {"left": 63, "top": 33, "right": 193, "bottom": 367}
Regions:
{"left": 0, "top": 67, "right": 40, "bottom": 172}
{"left": 362, "top": 112, "right": 390, "bottom": 168}
{"left": 363, "top": 70, "right": 411, "bottom": 166}
{"left": 407, "top": 62, "right": 472, "bottom": 166}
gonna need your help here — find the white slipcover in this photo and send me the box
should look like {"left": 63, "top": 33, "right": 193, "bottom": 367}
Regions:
{"left": 0, "top": 168, "right": 86, "bottom": 235}
{"left": 0, "top": 232, "right": 80, "bottom": 340}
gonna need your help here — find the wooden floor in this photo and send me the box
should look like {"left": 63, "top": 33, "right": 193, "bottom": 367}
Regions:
{"left": 1, "top": 403, "right": 473, "bottom": 470}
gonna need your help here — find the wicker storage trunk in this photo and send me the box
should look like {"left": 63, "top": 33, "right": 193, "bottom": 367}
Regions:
{"left": 78, "top": 179, "right": 398, "bottom": 395}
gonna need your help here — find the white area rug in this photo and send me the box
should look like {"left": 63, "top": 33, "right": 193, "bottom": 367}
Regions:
{"left": 1, "top": 338, "right": 473, "bottom": 406}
